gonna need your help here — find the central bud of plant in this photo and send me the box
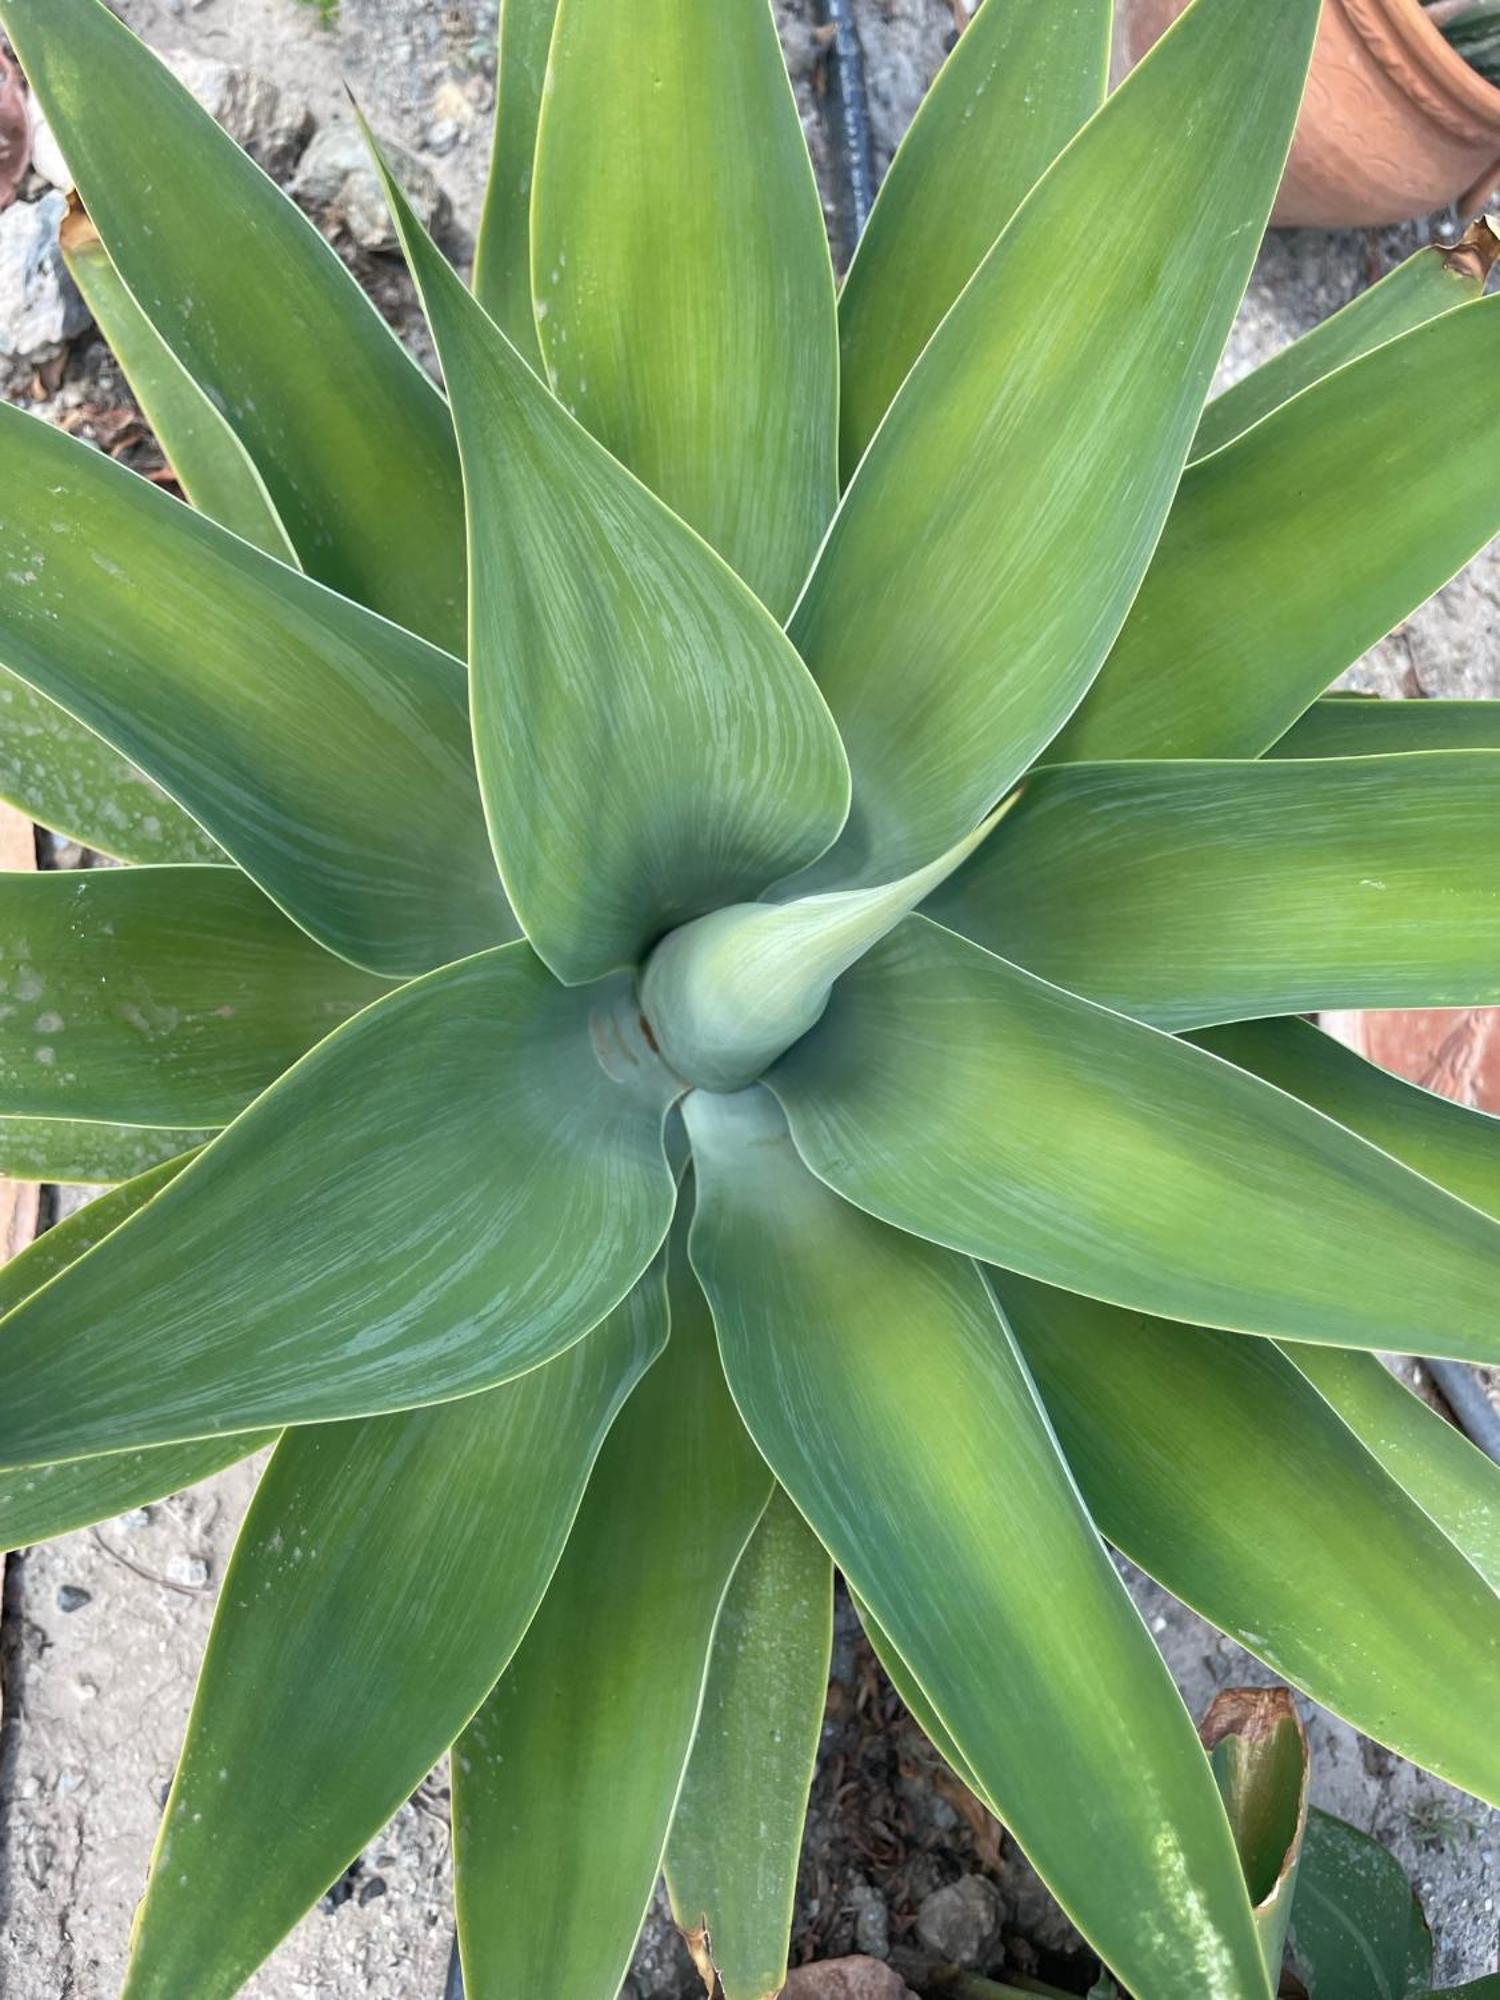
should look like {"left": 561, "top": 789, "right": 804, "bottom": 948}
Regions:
{"left": 640, "top": 902, "right": 836, "bottom": 1093}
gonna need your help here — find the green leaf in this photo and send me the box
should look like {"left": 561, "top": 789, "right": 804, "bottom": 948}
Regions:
{"left": 930, "top": 753, "right": 1500, "bottom": 1029}
{"left": 1189, "top": 1016, "right": 1500, "bottom": 1226}
{"left": 1269, "top": 697, "right": 1500, "bottom": 759}
{"left": 994, "top": 1271, "right": 1500, "bottom": 1809}
{"left": 473, "top": 0, "right": 558, "bottom": 364}
{"left": 1286, "top": 1810, "right": 1433, "bottom": 2000}
{"left": 665, "top": 1487, "right": 833, "bottom": 2000}
{"left": 0, "top": 402, "right": 512, "bottom": 978}
{"left": 532, "top": 0, "right": 837, "bottom": 616}
{"left": 1415, "top": 1985, "right": 1500, "bottom": 1998}
{"left": 785, "top": 0, "right": 1317, "bottom": 890}
{"left": 59, "top": 208, "right": 297, "bottom": 562}
{"left": 0, "top": 945, "right": 679, "bottom": 1467}
{"left": 769, "top": 917, "right": 1500, "bottom": 1360}
{"left": 1286, "top": 1345, "right": 1500, "bottom": 1595}
{"left": 0, "top": 1114, "right": 207, "bottom": 1184}
{"left": 120, "top": 1271, "right": 664, "bottom": 2000}
{"left": 686, "top": 1086, "right": 1270, "bottom": 2000}
{"left": 1199, "top": 1687, "right": 1309, "bottom": 1985}
{"left": 0, "top": 1153, "right": 275, "bottom": 1553}
{"left": 1054, "top": 297, "right": 1500, "bottom": 764}
{"left": 0, "top": 668, "right": 223, "bottom": 865}
{"left": 642, "top": 802, "right": 1008, "bottom": 1091}
{"left": 836, "top": 0, "right": 1111, "bottom": 481}
{"left": 1191, "top": 224, "right": 1496, "bottom": 461}
{"left": 376, "top": 146, "right": 850, "bottom": 984}
{"left": 0, "top": 866, "right": 388, "bottom": 1129}
{"left": 453, "top": 1209, "right": 771, "bottom": 2000}
{"left": 0, "top": 0, "right": 467, "bottom": 648}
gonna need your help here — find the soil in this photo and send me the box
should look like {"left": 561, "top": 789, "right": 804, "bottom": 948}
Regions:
{"left": 1, "top": 2, "right": 1498, "bottom": 1996}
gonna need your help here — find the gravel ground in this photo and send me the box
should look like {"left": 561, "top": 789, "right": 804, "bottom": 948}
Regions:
{"left": 1, "top": 1, "right": 1498, "bottom": 1995}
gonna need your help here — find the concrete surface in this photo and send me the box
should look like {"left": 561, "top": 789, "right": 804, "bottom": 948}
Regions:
{"left": 1, "top": 1, "right": 1498, "bottom": 1995}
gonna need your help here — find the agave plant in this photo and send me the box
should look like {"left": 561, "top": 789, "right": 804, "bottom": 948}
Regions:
{"left": 1, "top": 0, "right": 1500, "bottom": 1994}
{"left": 1426, "top": 0, "right": 1500, "bottom": 87}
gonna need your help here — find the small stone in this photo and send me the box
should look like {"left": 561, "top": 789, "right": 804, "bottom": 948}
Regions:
{"left": 0, "top": 193, "right": 91, "bottom": 360}
{"left": 56, "top": 1584, "right": 91, "bottom": 1613}
{"left": 291, "top": 123, "right": 449, "bottom": 255}
{"left": 425, "top": 118, "right": 461, "bottom": 156}
{"left": 847, "top": 1879, "right": 890, "bottom": 1960}
{"left": 356, "top": 1874, "right": 387, "bottom": 1906}
{"left": 914, "top": 1874, "right": 1003, "bottom": 1967}
{"left": 162, "top": 52, "right": 315, "bottom": 177}
{"left": 782, "top": 1958, "right": 918, "bottom": 2000}
{"left": 167, "top": 1554, "right": 210, "bottom": 1588}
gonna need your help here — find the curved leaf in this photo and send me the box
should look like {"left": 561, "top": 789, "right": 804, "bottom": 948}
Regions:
{"left": 995, "top": 1271, "right": 1500, "bottom": 1809}
{"left": 931, "top": 753, "right": 1500, "bottom": 1029}
{"left": 1269, "top": 696, "right": 1500, "bottom": 759}
{"left": 474, "top": 0, "right": 559, "bottom": 364}
{"left": 0, "top": 1154, "right": 275, "bottom": 1553}
{"left": 1200, "top": 1688, "right": 1309, "bottom": 1986}
{"left": 836, "top": 0, "right": 1111, "bottom": 480}
{"left": 665, "top": 1487, "right": 833, "bottom": 2000}
{"left": 685, "top": 1086, "right": 1269, "bottom": 2000}
{"left": 453, "top": 1213, "right": 770, "bottom": 2000}
{"left": 1286, "top": 1811, "right": 1433, "bottom": 2000}
{"left": 769, "top": 917, "right": 1500, "bottom": 1359}
{"left": 0, "top": 866, "right": 387, "bottom": 1129}
{"left": 532, "top": 0, "right": 836, "bottom": 616}
{"left": 0, "top": 401, "right": 512, "bottom": 978}
{"left": 59, "top": 205, "right": 297, "bottom": 562}
{"left": 0, "top": 668, "right": 223, "bottom": 865}
{"left": 0, "top": 945, "right": 680, "bottom": 1467}
{"left": 120, "top": 1272, "right": 664, "bottom": 2000}
{"left": 1191, "top": 221, "right": 1497, "bottom": 461}
{"left": 0, "top": 0, "right": 466, "bottom": 647}
{"left": 1055, "top": 297, "right": 1500, "bottom": 764}
{"left": 378, "top": 148, "right": 850, "bottom": 983}
{"left": 785, "top": 0, "right": 1317, "bottom": 890}
{"left": 0, "top": 1114, "right": 207, "bottom": 1184}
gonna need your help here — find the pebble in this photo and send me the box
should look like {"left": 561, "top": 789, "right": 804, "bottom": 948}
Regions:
{"left": 55, "top": 1584, "right": 91, "bottom": 1614}
{"left": 914, "top": 1873, "right": 1003, "bottom": 1967}
{"left": 0, "top": 193, "right": 90, "bottom": 361}
{"left": 782, "top": 1958, "right": 919, "bottom": 2000}
{"left": 290, "top": 123, "right": 449, "bottom": 254}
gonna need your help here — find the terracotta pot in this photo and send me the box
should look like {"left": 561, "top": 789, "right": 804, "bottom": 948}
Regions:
{"left": 1119, "top": 0, "right": 1500, "bottom": 226}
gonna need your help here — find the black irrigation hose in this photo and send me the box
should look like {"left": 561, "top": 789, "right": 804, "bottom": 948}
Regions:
{"left": 1425, "top": 1357, "right": 1500, "bottom": 1467}
{"left": 814, "top": 0, "right": 879, "bottom": 259}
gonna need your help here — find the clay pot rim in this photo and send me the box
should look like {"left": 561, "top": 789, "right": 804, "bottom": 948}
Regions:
{"left": 1346, "top": 0, "right": 1500, "bottom": 143}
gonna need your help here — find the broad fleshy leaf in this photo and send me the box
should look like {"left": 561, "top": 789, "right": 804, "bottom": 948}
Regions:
{"left": 994, "top": 1271, "right": 1500, "bottom": 1808}
{"left": 785, "top": 0, "right": 1317, "bottom": 889}
{"left": 532, "top": 0, "right": 837, "bottom": 616}
{"left": 120, "top": 1272, "right": 665, "bottom": 2000}
{"left": 769, "top": 918, "right": 1500, "bottom": 1359}
{"left": 1200, "top": 1688, "right": 1309, "bottom": 1985}
{"left": 931, "top": 753, "right": 1500, "bottom": 1028}
{"left": 453, "top": 1214, "right": 770, "bottom": 2000}
{"left": 0, "top": 669, "right": 223, "bottom": 865}
{"left": 642, "top": 803, "right": 1007, "bottom": 1091}
{"left": 0, "top": 0, "right": 467, "bottom": 647}
{"left": 0, "top": 1155, "right": 276, "bottom": 1553}
{"left": 836, "top": 0, "right": 1111, "bottom": 479}
{"left": 0, "top": 1114, "right": 206, "bottom": 1184}
{"left": 473, "top": 0, "right": 558, "bottom": 364}
{"left": 1191, "top": 1015, "right": 1500, "bottom": 1221}
{"left": 1287, "top": 1344, "right": 1500, "bottom": 1595}
{"left": 0, "top": 402, "right": 512, "bottom": 978}
{"left": 1054, "top": 297, "right": 1500, "bottom": 763}
{"left": 378, "top": 149, "right": 850, "bottom": 984}
{"left": 1269, "top": 696, "right": 1500, "bottom": 759}
{"left": 0, "top": 866, "right": 387, "bottom": 1129}
{"left": 1285, "top": 1811, "right": 1433, "bottom": 2000}
{"left": 1191, "top": 220, "right": 1498, "bottom": 461}
{"left": 686, "top": 1087, "right": 1270, "bottom": 2000}
{"left": 59, "top": 205, "right": 297, "bottom": 562}
{"left": 665, "top": 1487, "right": 833, "bottom": 2000}
{"left": 0, "top": 945, "right": 679, "bottom": 1467}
